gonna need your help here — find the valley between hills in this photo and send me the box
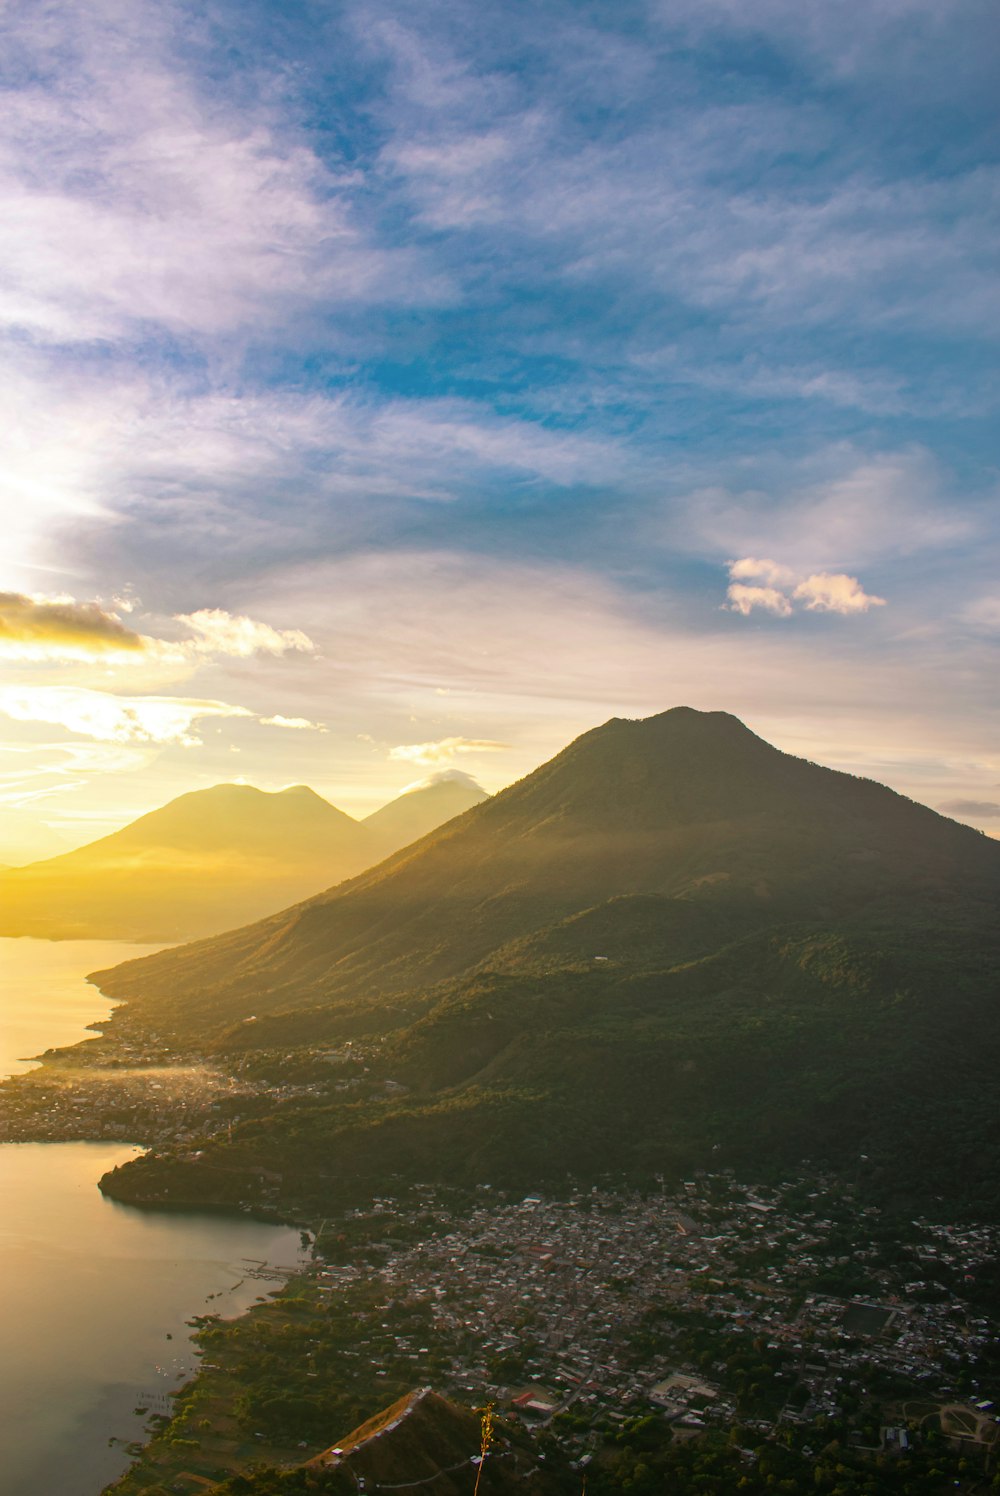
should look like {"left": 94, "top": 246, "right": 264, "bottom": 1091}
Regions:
{"left": 3, "top": 706, "right": 1000, "bottom": 1495}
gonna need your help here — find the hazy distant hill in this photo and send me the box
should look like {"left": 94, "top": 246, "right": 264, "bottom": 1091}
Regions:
{"left": 0, "top": 777, "right": 487, "bottom": 942}
{"left": 94, "top": 708, "right": 1000, "bottom": 1213}
{"left": 364, "top": 774, "right": 486, "bottom": 855}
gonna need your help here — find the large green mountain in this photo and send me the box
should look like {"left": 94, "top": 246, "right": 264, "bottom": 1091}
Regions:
{"left": 0, "top": 777, "right": 486, "bottom": 942}
{"left": 93, "top": 708, "right": 1000, "bottom": 1213}
{"left": 94, "top": 707, "right": 998, "bottom": 1023}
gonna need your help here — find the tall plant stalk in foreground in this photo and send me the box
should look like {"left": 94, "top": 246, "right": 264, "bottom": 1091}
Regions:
{"left": 472, "top": 1402, "right": 495, "bottom": 1496}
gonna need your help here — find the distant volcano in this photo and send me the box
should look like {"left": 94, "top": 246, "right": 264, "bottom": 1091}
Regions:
{"left": 0, "top": 775, "right": 486, "bottom": 942}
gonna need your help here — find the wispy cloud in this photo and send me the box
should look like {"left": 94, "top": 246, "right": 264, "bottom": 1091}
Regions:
{"left": 678, "top": 448, "right": 976, "bottom": 573}
{"left": 389, "top": 736, "right": 509, "bottom": 767}
{"left": 0, "top": 740, "right": 152, "bottom": 811}
{"left": 175, "top": 609, "right": 314, "bottom": 659}
{"left": 961, "top": 597, "right": 1000, "bottom": 631}
{"left": 0, "top": 685, "right": 252, "bottom": 746}
{"left": 0, "top": 0, "right": 434, "bottom": 348}
{"left": 259, "top": 714, "right": 327, "bottom": 732}
{"left": 369, "top": 12, "right": 998, "bottom": 345}
{"left": 401, "top": 766, "right": 485, "bottom": 793}
{"left": 242, "top": 548, "right": 999, "bottom": 805}
{"left": 1, "top": 363, "right": 627, "bottom": 586}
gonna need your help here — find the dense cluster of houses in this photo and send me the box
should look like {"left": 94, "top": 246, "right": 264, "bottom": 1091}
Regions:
{"left": 318, "top": 1174, "right": 999, "bottom": 1454}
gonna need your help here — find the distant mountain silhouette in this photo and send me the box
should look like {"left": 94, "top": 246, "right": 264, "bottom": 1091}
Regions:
{"left": 0, "top": 776, "right": 486, "bottom": 942}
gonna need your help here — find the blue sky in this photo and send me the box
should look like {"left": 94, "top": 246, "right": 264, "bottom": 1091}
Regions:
{"left": 0, "top": 0, "right": 997, "bottom": 858}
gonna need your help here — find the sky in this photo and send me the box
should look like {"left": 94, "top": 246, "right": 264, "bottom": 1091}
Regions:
{"left": 0, "top": 0, "right": 997, "bottom": 862}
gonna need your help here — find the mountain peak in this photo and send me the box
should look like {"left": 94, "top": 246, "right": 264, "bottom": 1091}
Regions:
{"left": 596, "top": 704, "right": 764, "bottom": 742}
{"left": 93, "top": 707, "right": 1000, "bottom": 1034}
{"left": 364, "top": 774, "right": 488, "bottom": 852}
{"left": 476, "top": 704, "right": 782, "bottom": 836}
{"left": 276, "top": 783, "right": 330, "bottom": 803}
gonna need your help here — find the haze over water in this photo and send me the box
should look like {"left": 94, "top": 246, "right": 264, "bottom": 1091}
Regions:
{"left": 0, "top": 940, "right": 305, "bottom": 1496}
{"left": 0, "top": 936, "right": 165, "bottom": 1076}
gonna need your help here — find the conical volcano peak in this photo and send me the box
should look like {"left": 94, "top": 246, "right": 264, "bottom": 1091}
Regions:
{"left": 598, "top": 705, "right": 766, "bottom": 747}
{"left": 276, "top": 784, "right": 334, "bottom": 806}
{"left": 489, "top": 704, "right": 785, "bottom": 834}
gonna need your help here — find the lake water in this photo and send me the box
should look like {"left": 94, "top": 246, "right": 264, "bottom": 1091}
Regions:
{"left": 0, "top": 939, "right": 306, "bottom": 1496}
{"left": 0, "top": 936, "right": 166, "bottom": 1076}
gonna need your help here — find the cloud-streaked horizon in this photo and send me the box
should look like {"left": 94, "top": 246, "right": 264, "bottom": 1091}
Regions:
{"left": 0, "top": 0, "right": 996, "bottom": 858}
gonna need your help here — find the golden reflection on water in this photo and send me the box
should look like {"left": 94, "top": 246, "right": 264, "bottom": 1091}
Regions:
{"left": 0, "top": 936, "right": 167, "bottom": 1077}
{"left": 0, "top": 940, "right": 305, "bottom": 1496}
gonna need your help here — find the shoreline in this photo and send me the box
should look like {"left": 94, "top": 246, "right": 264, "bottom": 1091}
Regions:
{"left": 0, "top": 938, "right": 308, "bottom": 1496}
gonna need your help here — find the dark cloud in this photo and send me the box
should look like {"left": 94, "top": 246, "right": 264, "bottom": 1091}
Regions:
{"left": 0, "top": 593, "right": 144, "bottom": 653}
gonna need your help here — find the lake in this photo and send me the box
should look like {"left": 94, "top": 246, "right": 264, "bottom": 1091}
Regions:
{"left": 0, "top": 939, "right": 306, "bottom": 1496}
{"left": 0, "top": 936, "right": 166, "bottom": 1077}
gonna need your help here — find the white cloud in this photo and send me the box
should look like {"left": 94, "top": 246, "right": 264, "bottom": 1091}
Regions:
{"left": 400, "top": 767, "right": 486, "bottom": 793}
{"left": 727, "top": 557, "right": 798, "bottom": 589}
{"left": 725, "top": 558, "right": 885, "bottom": 616}
{"left": 0, "top": 586, "right": 317, "bottom": 679}
{"left": 793, "top": 572, "right": 886, "bottom": 614}
{"left": 259, "top": 715, "right": 327, "bottom": 731}
{"left": 725, "top": 583, "right": 794, "bottom": 617}
{"left": 175, "top": 609, "right": 315, "bottom": 659}
{"left": 0, "top": 685, "right": 251, "bottom": 745}
{"left": 389, "top": 736, "right": 510, "bottom": 767}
